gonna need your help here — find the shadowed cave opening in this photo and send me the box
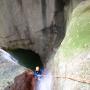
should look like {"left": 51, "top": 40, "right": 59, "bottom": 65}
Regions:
{"left": 7, "top": 48, "right": 44, "bottom": 70}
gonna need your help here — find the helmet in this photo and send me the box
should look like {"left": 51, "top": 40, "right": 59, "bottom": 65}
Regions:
{"left": 35, "top": 66, "right": 40, "bottom": 71}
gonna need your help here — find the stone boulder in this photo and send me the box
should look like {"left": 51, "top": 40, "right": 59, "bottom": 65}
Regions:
{"left": 5, "top": 70, "right": 36, "bottom": 90}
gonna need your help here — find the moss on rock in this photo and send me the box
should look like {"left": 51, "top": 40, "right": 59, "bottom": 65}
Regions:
{"left": 52, "top": 1, "right": 90, "bottom": 90}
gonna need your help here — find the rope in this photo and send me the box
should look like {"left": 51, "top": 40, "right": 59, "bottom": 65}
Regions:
{"left": 55, "top": 76, "right": 90, "bottom": 84}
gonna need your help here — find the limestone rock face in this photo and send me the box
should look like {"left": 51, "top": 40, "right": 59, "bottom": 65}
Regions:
{"left": 5, "top": 70, "right": 35, "bottom": 90}
{"left": 48, "top": 1, "right": 90, "bottom": 90}
{"left": 0, "top": 0, "right": 90, "bottom": 90}
{"left": 0, "top": 0, "right": 65, "bottom": 62}
{"left": 0, "top": 49, "right": 26, "bottom": 90}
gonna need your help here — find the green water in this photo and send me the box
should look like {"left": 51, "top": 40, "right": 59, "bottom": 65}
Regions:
{"left": 7, "top": 48, "right": 43, "bottom": 70}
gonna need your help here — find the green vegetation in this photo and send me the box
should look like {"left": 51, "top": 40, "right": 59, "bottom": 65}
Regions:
{"left": 60, "top": 2, "right": 90, "bottom": 58}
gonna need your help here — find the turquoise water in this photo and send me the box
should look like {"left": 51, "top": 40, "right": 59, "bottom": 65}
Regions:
{"left": 7, "top": 48, "right": 43, "bottom": 70}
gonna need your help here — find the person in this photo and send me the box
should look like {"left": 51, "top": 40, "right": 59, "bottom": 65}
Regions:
{"left": 34, "top": 66, "right": 43, "bottom": 80}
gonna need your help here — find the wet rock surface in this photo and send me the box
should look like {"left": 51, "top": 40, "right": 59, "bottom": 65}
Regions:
{"left": 0, "top": 0, "right": 90, "bottom": 90}
{"left": 5, "top": 70, "right": 36, "bottom": 90}
{"left": 48, "top": 1, "right": 90, "bottom": 90}
{"left": 0, "top": 0, "right": 66, "bottom": 63}
{"left": 0, "top": 49, "right": 26, "bottom": 90}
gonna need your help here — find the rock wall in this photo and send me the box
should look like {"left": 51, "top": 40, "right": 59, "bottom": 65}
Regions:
{"left": 0, "top": 0, "right": 90, "bottom": 90}
{"left": 0, "top": 0, "right": 85, "bottom": 63}
{"left": 0, "top": 0, "right": 66, "bottom": 63}
{"left": 5, "top": 70, "right": 35, "bottom": 90}
{"left": 0, "top": 49, "right": 26, "bottom": 90}
{"left": 48, "top": 0, "right": 90, "bottom": 90}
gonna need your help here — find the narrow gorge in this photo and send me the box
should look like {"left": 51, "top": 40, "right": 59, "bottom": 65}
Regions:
{"left": 0, "top": 0, "right": 90, "bottom": 90}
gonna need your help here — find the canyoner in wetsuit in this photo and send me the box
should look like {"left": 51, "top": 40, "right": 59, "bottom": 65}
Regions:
{"left": 34, "top": 66, "right": 44, "bottom": 80}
